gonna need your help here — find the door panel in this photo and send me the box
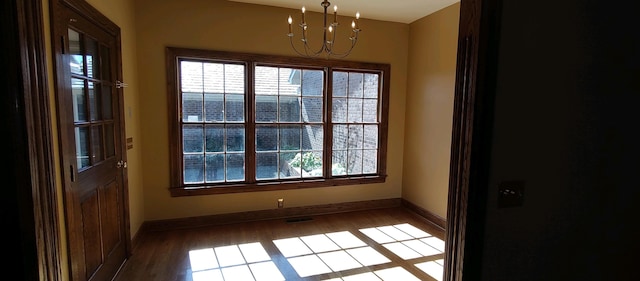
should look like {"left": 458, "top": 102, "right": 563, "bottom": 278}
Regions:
{"left": 51, "top": 1, "right": 129, "bottom": 280}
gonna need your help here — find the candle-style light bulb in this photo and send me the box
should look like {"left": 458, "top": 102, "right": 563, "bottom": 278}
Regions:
{"left": 301, "top": 6, "right": 306, "bottom": 23}
{"left": 356, "top": 11, "right": 360, "bottom": 19}
{"left": 333, "top": 5, "right": 338, "bottom": 23}
{"left": 329, "top": 26, "right": 333, "bottom": 33}
{"left": 351, "top": 20, "right": 355, "bottom": 29}
{"left": 288, "top": 15, "right": 292, "bottom": 33}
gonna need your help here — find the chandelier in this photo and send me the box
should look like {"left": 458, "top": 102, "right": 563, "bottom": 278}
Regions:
{"left": 287, "top": 0, "right": 361, "bottom": 58}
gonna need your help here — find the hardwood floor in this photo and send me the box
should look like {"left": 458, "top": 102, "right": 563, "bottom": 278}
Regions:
{"left": 114, "top": 207, "right": 445, "bottom": 281}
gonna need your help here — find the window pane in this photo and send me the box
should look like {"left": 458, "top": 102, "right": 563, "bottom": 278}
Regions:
{"left": 256, "top": 125, "right": 277, "bottom": 151}
{"left": 181, "top": 61, "right": 204, "bottom": 93}
{"left": 225, "top": 64, "right": 245, "bottom": 94}
{"left": 348, "top": 73, "right": 364, "bottom": 98}
{"left": 332, "top": 150, "right": 347, "bottom": 176}
{"left": 204, "top": 94, "right": 224, "bottom": 121}
{"left": 227, "top": 125, "right": 245, "bottom": 152}
{"left": 302, "top": 97, "right": 322, "bottom": 122}
{"left": 302, "top": 125, "right": 323, "bottom": 150}
{"left": 205, "top": 125, "right": 224, "bottom": 152}
{"left": 280, "top": 125, "right": 301, "bottom": 151}
{"left": 203, "top": 63, "right": 223, "bottom": 93}
{"left": 256, "top": 153, "right": 278, "bottom": 180}
{"left": 225, "top": 94, "right": 244, "bottom": 122}
{"left": 256, "top": 95, "right": 278, "bottom": 122}
{"left": 279, "top": 96, "right": 300, "bottom": 122}
{"left": 205, "top": 154, "right": 225, "bottom": 182}
{"left": 363, "top": 99, "right": 378, "bottom": 123}
{"left": 302, "top": 69, "right": 323, "bottom": 96}
{"left": 183, "top": 125, "right": 204, "bottom": 153}
{"left": 226, "top": 154, "right": 245, "bottom": 181}
{"left": 364, "top": 125, "right": 378, "bottom": 149}
{"left": 363, "top": 149, "right": 378, "bottom": 174}
{"left": 279, "top": 68, "right": 300, "bottom": 96}
{"left": 332, "top": 98, "right": 347, "bottom": 122}
{"left": 348, "top": 125, "right": 364, "bottom": 149}
{"left": 348, "top": 150, "right": 363, "bottom": 175}
{"left": 280, "top": 152, "right": 300, "bottom": 179}
{"left": 184, "top": 154, "right": 204, "bottom": 183}
{"left": 347, "top": 98, "right": 363, "bottom": 123}
{"left": 255, "top": 66, "right": 278, "bottom": 95}
{"left": 333, "top": 71, "right": 348, "bottom": 97}
{"left": 301, "top": 151, "right": 323, "bottom": 177}
{"left": 333, "top": 125, "right": 348, "bottom": 150}
{"left": 183, "top": 93, "right": 203, "bottom": 122}
{"left": 100, "top": 46, "right": 111, "bottom": 81}
{"left": 364, "top": 73, "right": 379, "bottom": 98}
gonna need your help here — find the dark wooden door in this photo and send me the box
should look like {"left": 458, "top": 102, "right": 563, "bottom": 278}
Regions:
{"left": 51, "top": 1, "right": 129, "bottom": 280}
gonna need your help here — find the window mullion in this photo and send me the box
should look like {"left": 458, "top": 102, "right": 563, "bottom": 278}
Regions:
{"left": 246, "top": 62, "right": 256, "bottom": 183}
{"left": 324, "top": 67, "right": 333, "bottom": 178}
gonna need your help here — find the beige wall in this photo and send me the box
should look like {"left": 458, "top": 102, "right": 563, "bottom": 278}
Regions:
{"left": 403, "top": 3, "right": 460, "bottom": 219}
{"left": 134, "top": 0, "right": 409, "bottom": 221}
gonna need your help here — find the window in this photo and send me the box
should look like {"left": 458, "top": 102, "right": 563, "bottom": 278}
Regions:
{"left": 167, "top": 48, "right": 390, "bottom": 196}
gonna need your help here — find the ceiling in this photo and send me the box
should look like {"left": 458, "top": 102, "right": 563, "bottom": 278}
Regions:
{"left": 228, "top": 0, "right": 460, "bottom": 24}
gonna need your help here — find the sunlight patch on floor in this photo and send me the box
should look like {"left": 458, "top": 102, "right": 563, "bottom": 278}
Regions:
{"left": 415, "top": 259, "right": 445, "bottom": 281}
{"left": 188, "top": 242, "right": 285, "bottom": 281}
{"left": 188, "top": 223, "right": 443, "bottom": 280}
{"left": 273, "top": 231, "right": 390, "bottom": 278}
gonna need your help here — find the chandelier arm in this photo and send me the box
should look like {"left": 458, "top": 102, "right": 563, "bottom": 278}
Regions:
{"left": 287, "top": 0, "right": 359, "bottom": 58}
{"left": 324, "top": 31, "right": 358, "bottom": 58}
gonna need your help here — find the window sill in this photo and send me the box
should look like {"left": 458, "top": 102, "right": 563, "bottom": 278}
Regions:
{"left": 169, "top": 175, "right": 387, "bottom": 197}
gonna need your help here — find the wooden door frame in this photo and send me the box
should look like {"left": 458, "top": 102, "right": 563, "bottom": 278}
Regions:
{"left": 7, "top": 0, "right": 495, "bottom": 280}
{"left": 444, "top": 0, "right": 501, "bottom": 280}
{"left": 2, "top": 0, "right": 63, "bottom": 280}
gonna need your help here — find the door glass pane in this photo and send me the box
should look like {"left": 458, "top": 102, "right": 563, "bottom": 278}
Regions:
{"left": 102, "top": 85, "right": 113, "bottom": 119}
{"left": 105, "top": 123, "right": 115, "bottom": 157}
{"left": 76, "top": 127, "right": 90, "bottom": 169}
{"left": 68, "top": 29, "right": 83, "bottom": 75}
{"left": 72, "top": 78, "right": 87, "bottom": 122}
{"left": 91, "top": 126, "right": 104, "bottom": 162}
{"left": 89, "top": 82, "right": 100, "bottom": 121}
{"left": 100, "top": 46, "right": 111, "bottom": 81}
{"left": 86, "top": 37, "right": 99, "bottom": 78}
